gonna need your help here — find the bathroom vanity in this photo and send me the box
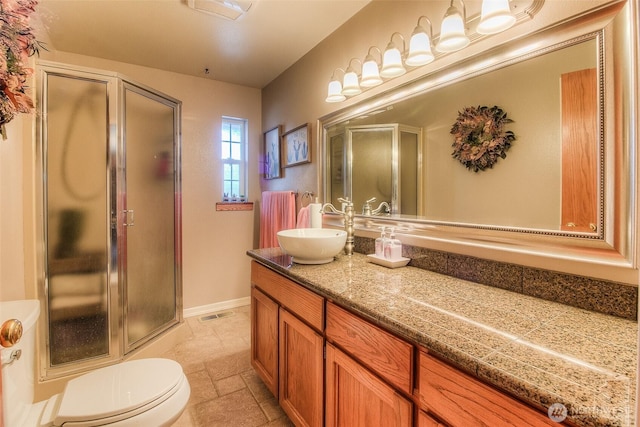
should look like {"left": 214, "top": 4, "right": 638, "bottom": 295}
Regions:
{"left": 247, "top": 248, "right": 637, "bottom": 427}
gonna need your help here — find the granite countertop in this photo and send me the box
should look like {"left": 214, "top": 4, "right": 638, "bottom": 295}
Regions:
{"left": 247, "top": 248, "right": 637, "bottom": 427}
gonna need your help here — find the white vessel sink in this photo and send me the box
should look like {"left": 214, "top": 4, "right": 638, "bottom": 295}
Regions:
{"left": 277, "top": 228, "right": 347, "bottom": 264}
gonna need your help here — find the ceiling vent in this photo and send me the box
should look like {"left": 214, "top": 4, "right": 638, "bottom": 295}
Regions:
{"left": 186, "top": 0, "right": 252, "bottom": 20}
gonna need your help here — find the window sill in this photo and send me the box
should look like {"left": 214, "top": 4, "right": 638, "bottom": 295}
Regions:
{"left": 216, "top": 202, "right": 254, "bottom": 211}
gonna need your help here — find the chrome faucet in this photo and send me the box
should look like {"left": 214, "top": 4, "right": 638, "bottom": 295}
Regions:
{"left": 362, "top": 198, "right": 376, "bottom": 216}
{"left": 321, "top": 197, "right": 354, "bottom": 256}
{"left": 372, "top": 201, "right": 391, "bottom": 216}
{"left": 362, "top": 197, "right": 391, "bottom": 216}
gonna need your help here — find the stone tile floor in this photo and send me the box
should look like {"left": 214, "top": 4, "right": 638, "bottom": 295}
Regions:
{"left": 162, "top": 305, "right": 293, "bottom": 427}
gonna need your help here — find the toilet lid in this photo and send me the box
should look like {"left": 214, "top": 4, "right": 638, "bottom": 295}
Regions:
{"left": 54, "top": 358, "right": 184, "bottom": 425}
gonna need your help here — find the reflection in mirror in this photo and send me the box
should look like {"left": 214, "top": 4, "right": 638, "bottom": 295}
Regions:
{"left": 328, "top": 124, "right": 422, "bottom": 216}
{"left": 325, "top": 35, "right": 601, "bottom": 234}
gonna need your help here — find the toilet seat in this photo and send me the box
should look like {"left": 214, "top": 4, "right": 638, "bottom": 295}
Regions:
{"left": 39, "top": 358, "right": 188, "bottom": 426}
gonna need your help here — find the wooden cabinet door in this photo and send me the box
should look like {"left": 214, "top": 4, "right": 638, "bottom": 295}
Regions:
{"left": 279, "top": 308, "right": 324, "bottom": 427}
{"left": 250, "top": 286, "right": 279, "bottom": 397}
{"left": 418, "top": 410, "right": 446, "bottom": 427}
{"left": 561, "top": 68, "right": 598, "bottom": 232}
{"left": 325, "top": 343, "right": 412, "bottom": 427}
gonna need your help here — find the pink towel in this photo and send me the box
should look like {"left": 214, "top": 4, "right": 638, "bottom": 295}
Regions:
{"left": 259, "top": 191, "right": 296, "bottom": 248}
{"left": 296, "top": 206, "right": 310, "bottom": 228}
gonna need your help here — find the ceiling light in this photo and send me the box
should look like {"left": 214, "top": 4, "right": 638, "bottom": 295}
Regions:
{"left": 380, "top": 32, "right": 406, "bottom": 78}
{"left": 187, "top": 0, "right": 252, "bottom": 20}
{"left": 405, "top": 16, "right": 435, "bottom": 67}
{"left": 360, "top": 47, "right": 383, "bottom": 88}
{"left": 436, "top": 0, "right": 470, "bottom": 53}
{"left": 477, "top": 0, "right": 516, "bottom": 34}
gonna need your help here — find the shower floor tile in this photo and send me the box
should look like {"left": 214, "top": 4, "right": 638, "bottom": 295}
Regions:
{"left": 165, "top": 305, "right": 293, "bottom": 427}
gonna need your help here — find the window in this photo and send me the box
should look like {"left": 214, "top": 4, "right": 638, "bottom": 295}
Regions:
{"left": 221, "top": 117, "right": 247, "bottom": 200}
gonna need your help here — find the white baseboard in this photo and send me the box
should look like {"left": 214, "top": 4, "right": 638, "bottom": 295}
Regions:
{"left": 183, "top": 296, "right": 251, "bottom": 318}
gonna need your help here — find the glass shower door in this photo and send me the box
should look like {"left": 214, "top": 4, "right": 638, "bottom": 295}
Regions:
{"left": 39, "top": 63, "right": 183, "bottom": 378}
{"left": 122, "top": 83, "right": 181, "bottom": 351}
{"left": 44, "top": 74, "right": 110, "bottom": 367}
{"left": 349, "top": 127, "right": 394, "bottom": 213}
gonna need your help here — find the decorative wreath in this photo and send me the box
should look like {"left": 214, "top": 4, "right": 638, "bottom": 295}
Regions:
{"left": 450, "top": 105, "right": 515, "bottom": 172}
{"left": 0, "top": 0, "right": 40, "bottom": 139}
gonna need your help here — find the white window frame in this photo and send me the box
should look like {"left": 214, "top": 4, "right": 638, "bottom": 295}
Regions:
{"left": 221, "top": 116, "right": 248, "bottom": 201}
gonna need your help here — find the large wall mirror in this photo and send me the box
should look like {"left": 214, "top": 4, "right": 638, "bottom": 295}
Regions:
{"left": 320, "top": 1, "right": 637, "bottom": 282}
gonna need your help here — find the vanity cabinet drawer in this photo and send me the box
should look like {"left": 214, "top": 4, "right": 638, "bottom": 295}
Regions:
{"left": 325, "top": 302, "right": 413, "bottom": 394}
{"left": 251, "top": 261, "right": 324, "bottom": 331}
{"left": 418, "top": 352, "right": 557, "bottom": 426}
{"left": 418, "top": 410, "right": 446, "bottom": 427}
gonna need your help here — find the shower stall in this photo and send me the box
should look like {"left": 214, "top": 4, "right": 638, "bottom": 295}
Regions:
{"left": 36, "top": 61, "right": 183, "bottom": 379}
{"left": 327, "top": 124, "right": 422, "bottom": 216}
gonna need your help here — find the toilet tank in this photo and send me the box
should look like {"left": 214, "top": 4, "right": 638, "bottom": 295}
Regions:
{"left": 1, "top": 299, "right": 40, "bottom": 427}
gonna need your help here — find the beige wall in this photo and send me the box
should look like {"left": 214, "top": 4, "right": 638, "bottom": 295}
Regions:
{"left": 0, "top": 117, "right": 28, "bottom": 302}
{"left": 0, "top": 51, "right": 262, "bottom": 311}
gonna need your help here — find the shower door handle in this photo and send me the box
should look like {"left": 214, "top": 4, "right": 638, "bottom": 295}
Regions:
{"left": 123, "top": 209, "right": 135, "bottom": 227}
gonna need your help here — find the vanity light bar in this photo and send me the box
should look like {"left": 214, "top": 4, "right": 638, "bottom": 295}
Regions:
{"left": 325, "top": 0, "right": 528, "bottom": 103}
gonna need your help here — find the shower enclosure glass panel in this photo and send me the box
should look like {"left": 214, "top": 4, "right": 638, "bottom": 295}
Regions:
{"left": 337, "top": 124, "right": 422, "bottom": 216}
{"left": 38, "top": 63, "right": 182, "bottom": 377}
{"left": 351, "top": 128, "right": 394, "bottom": 212}
{"left": 45, "top": 75, "right": 110, "bottom": 366}
{"left": 400, "top": 130, "right": 419, "bottom": 215}
{"left": 122, "top": 85, "right": 178, "bottom": 349}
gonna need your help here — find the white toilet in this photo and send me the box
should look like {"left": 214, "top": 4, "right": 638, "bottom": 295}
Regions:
{"left": 1, "top": 300, "right": 190, "bottom": 426}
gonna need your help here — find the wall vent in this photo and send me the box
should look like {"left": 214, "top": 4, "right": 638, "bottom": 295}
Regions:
{"left": 186, "top": 0, "right": 252, "bottom": 20}
{"left": 199, "top": 311, "right": 235, "bottom": 322}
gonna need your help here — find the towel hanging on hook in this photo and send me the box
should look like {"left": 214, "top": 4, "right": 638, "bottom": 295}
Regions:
{"left": 300, "top": 191, "right": 314, "bottom": 207}
{"left": 259, "top": 191, "right": 296, "bottom": 248}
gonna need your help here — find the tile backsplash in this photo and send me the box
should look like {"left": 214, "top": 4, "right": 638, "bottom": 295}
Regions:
{"left": 354, "top": 236, "right": 638, "bottom": 320}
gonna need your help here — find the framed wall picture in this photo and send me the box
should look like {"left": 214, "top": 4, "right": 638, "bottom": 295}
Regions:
{"left": 264, "top": 126, "right": 281, "bottom": 179}
{"left": 283, "top": 123, "right": 311, "bottom": 167}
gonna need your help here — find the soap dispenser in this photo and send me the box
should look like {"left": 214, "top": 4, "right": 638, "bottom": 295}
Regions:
{"left": 309, "top": 197, "right": 323, "bottom": 228}
{"left": 375, "top": 227, "right": 386, "bottom": 257}
{"left": 384, "top": 227, "right": 403, "bottom": 260}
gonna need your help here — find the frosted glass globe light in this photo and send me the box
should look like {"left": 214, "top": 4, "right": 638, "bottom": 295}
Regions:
{"left": 477, "top": 0, "right": 516, "bottom": 34}
{"left": 325, "top": 79, "right": 345, "bottom": 103}
{"left": 406, "top": 30, "right": 434, "bottom": 67}
{"left": 436, "top": 5, "right": 470, "bottom": 53}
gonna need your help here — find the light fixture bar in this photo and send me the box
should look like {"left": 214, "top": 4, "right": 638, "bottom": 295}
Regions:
{"left": 324, "top": 0, "right": 542, "bottom": 103}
